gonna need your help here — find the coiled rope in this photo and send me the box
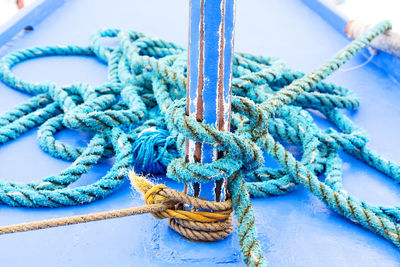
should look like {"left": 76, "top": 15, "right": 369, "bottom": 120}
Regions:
{"left": 0, "top": 20, "right": 397, "bottom": 266}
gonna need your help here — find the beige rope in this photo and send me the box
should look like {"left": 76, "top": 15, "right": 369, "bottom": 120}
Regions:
{"left": 0, "top": 170, "right": 233, "bottom": 242}
{"left": 168, "top": 215, "right": 234, "bottom": 241}
{"left": 130, "top": 171, "right": 234, "bottom": 241}
{"left": 346, "top": 20, "right": 400, "bottom": 58}
{"left": 0, "top": 202, "right": 173, "bottom": 235}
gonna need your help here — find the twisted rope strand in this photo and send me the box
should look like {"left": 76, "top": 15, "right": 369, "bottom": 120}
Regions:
{"left": 0, "top": 203, "right": 172, "bottom": 235}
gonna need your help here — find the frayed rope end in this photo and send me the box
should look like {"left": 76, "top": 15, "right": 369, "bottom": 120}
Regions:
{"left": 128, "top": 169, "right": 154, "bottom": 196}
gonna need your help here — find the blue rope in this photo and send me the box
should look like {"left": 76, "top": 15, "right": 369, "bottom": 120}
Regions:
{"left": 0, "top": 21, "right": 397, "bottom": 266}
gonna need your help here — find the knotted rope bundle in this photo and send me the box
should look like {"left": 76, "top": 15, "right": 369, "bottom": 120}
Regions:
{"left": 0, "top": 20, "right": 397, "bottom": 266}
{"left": 130, "top": 172, "right": 233, "bottom": 241}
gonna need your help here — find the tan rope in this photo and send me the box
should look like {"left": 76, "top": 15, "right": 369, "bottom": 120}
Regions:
{"left": 168, "top": 215, "right": 234, "bottom": 241}
{"left": 0, "top": 202, "right": 173, "bottom": 235}
{"left": 130, "top": 171, "right": 234, "bottom": 241}
{"left": 0, "top": 170, "right": 233, "bottom": 242}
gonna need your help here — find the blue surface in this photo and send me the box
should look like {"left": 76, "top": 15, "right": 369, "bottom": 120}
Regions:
{"left": 0, "top": 0, "right": 400, "bottom": 266}
{"left": 0, "top": 0, "right": 64, "bottom": 49}
{"left": 301, "top": 0, "right": 348, "bottom": 34}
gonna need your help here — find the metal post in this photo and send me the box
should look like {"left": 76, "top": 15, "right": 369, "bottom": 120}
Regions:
{"left": 186, "top": 0, "right": 236, "bottom": 201}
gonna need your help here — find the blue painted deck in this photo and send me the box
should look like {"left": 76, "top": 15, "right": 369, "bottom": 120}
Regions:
{"left": 0, "top": 0, "right": 64, "bottom": 49}
{"left": 0, "top": 0, "right": 399, "bottom": 266}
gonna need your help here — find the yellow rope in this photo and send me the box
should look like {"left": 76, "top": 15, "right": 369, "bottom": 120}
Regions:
{"left": 132, "top": 172, "right": 231, "bottom": 223}
{"left": 0, "top": 203, "right": 172, "bottom": 235}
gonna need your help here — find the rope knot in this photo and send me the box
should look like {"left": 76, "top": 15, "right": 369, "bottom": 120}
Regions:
{"left": 129, "top": 170, "right": 234, "bottom": 241}
{"left": 143, "top": 184, "right": 177, "bottom": 220}
{"left": 144, "top": 184, "right": 169, "bottom": 205}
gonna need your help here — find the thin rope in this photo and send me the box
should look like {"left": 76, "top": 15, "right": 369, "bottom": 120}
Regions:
{"left": 0, "top": 203, "right": 171, "bottom": 235}
{"left": 0, "top": 20, "right": 396, "bottom": 266}
{"left": 339, "top": 47, "right": 376, "bottom": 72}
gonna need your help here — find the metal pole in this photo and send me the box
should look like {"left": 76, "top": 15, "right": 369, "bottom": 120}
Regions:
{"left": 186, "top": 0, "right": 236, "bottom": 201}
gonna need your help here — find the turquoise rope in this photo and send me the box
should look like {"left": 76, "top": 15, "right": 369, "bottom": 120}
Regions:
{"left": 0, "top": 21, "right": 397, "bottom": 266}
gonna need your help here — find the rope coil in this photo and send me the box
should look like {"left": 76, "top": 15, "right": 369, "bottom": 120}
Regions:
{"left": 0, "top": 20, "right": 396, "bottom": 266}
{"left": 130, "top": 172, "right": 233, "bottom": 241}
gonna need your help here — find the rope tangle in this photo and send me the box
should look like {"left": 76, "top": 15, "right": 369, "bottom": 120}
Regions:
{"left": 0, "top": 20, "right": 397, "bottom": 266}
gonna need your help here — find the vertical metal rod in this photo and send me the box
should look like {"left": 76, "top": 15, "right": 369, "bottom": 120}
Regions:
{"left": 186, "top": 0, "right": 236, "bottom": 201}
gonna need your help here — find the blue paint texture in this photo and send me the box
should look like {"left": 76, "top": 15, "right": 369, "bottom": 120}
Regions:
{"left": 223, "top": 0, "right": 235, "bottom": 121}
{"left": 0, "top": 0, "right": 64, "bottom": 48}
{"left": 188, "top": 0, "right": 200, "bottom": 116}
{"left": 187, "top": 0, "right": 236, "bottom": 200}
{"left": 0, "top": 0, "right": 399, "bottom": 266}
{"left": 199, "top": 0, "right": 221, "bottom": 196}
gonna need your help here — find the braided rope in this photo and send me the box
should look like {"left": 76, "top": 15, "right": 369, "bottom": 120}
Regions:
{"left": 0, "top": 20, "right": 396, "bottom": 266}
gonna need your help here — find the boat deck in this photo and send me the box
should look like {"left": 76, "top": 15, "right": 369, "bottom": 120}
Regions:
{"left": 0, "top": 0, "right": 399, "bottom": 266}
